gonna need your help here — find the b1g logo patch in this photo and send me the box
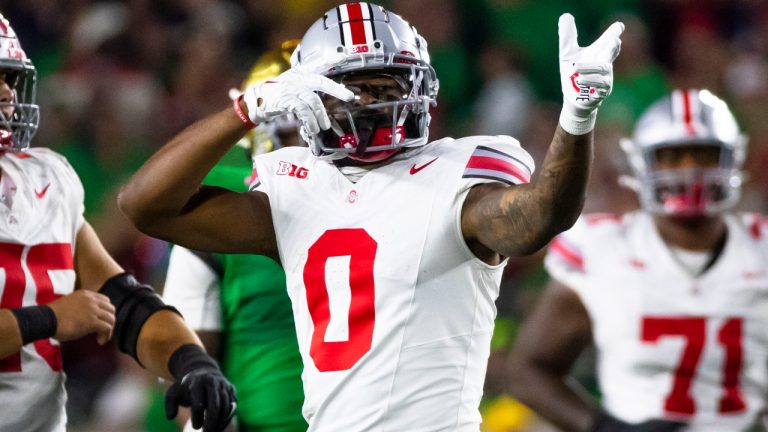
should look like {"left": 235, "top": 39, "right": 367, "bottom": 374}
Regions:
{"left": 277, "top": 161, "right": 309, "bottom": 179}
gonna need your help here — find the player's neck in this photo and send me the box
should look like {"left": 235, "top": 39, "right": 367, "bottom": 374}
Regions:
{"left": 653, "top": 214, "right": 727, "bottom": 252}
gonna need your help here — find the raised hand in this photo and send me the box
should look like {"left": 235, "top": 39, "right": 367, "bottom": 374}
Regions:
{"left": 242, "top": 68, "right": 354, "bottom": 141}
{"left": 48, "top": 290, "right": 115, "bottom": 345}
{"left": 558, "top": 13, "right": 624, "bottom": 135}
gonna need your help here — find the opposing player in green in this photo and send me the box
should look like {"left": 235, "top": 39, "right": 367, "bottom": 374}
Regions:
{"left": 162, "top": 40, "right": 306, "bottom": 432}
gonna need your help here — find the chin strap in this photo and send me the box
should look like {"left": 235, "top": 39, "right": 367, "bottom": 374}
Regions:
{"left": 355, "top": 116, "right": 377, "bottom": 156}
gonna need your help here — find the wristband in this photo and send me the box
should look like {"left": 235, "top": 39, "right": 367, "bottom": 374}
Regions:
{"left": 233, "top": 94, "right": 256, "bottom": 129}
{"left": 168, "top": 343, "right": 219, "bottom": 381}
{"left": 559, "top": 107, "right": 597, "bottom": 136}
{"left": 11, "top": 305, "right": 57, "bottom": 345}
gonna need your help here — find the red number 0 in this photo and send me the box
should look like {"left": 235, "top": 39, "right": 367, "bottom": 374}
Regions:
{"left": 641, "top": 317, "right": 746, "bottom": 416}
{"left": 303, "top": 229, "right": 377, "bottom": 372}
{"left": 0, "top": 242, "right": 74, "bottom": 373}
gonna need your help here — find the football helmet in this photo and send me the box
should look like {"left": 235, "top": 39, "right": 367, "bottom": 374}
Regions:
{"left": 230, "top": 39, "right": 301, "bottom": 156}
{"left": 620, "top": 89, "right": 746, "bottom": 216}
{"left": 0, "top": 14, "right": 39, "bottom": 151}
{"left": 291, "top": 2, "right": 439, "bottom": 162}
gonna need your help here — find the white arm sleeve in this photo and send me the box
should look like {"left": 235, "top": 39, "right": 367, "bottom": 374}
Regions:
{"left": 162, "top": 246, "right": 222, "bottom": 331}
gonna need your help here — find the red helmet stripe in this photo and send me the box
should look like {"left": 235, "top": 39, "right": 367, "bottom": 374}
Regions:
{"left": 346, "top": 3, "right": 368, "bottom": 45}
{"left": 681, "top": 89, "right": 696, "bottom": 136}
{"left": 0, "top": 18, "right": 8, "bottom": 36}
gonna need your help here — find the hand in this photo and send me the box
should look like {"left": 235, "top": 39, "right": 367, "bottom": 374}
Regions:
{"left": 558, "top": 13, "right": 624, "bottom": 135}
{"left": 48, "top": 290, "right": 115, "bottom": 344}
{"left": 242, "top": 68, "right": 354, "bottom": 139}
{"left": 592, "top": 411, "right": 686, "bottom": 432}
{"left": 165, "top": 366, "right": 237, "bottom": 432}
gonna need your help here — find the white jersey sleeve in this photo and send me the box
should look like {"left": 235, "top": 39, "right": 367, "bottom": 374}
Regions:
{"left": 455, "top": 135, "right": 535, "bottom": 192}
{"left": 544, "top": 215, "right": 589, "bottom": 290}
{"left": 162, "top": 246, "right": 222, "bottom": 331}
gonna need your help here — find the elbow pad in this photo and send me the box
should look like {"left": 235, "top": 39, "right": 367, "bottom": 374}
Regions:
{"left": 99, "top": 272, "right": 180, "bottom": 362}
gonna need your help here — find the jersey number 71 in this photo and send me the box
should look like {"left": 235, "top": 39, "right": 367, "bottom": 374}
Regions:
{"left": 641, "top": 316, "right": 746, "bottom": 416}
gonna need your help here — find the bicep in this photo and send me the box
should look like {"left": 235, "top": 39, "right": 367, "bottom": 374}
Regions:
{"left": 511, "top": 279, "right": 593, "bottom": 374}
{"left": 74, "top": 222, "right": 124, "bottom": 292}
{"left": 139, "top": 186, "right": 278, "bottom": 257}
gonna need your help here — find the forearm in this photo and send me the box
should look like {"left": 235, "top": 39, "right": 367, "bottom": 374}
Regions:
{"left": 0, "top": 309, "right": 22, "bottom": 359}
{"left": 508, "top": 360, "right": 597, "bottom": 432}
{"left": 136, "top": 310, "right": 203, "bottom": 380}
{"left": 118, "top": 105, "right": 249, "bottom": 230}
{"left": 528, "top": 124, "right": 592, "bottom": 237}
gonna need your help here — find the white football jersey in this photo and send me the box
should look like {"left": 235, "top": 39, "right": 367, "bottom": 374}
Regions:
{"left": 545, "top": 211, "right": 768, "bottom": 431}
{"left": 0, "top": 149, "right": 84, "bottom": 432}
{"left": 251, "top": 135, "right": 534, "bottom": 431}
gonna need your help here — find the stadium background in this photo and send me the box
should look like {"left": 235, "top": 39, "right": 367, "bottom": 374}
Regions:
{"left": 3, "top": 0, "right": 768, "bottom": 430}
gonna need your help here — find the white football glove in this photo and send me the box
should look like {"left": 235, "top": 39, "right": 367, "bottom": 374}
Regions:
{"left": 242, "top": 69, "right": 354, "bottom": 139}
{"left": 558, "top": 13, "right": 624, "bottom": 135}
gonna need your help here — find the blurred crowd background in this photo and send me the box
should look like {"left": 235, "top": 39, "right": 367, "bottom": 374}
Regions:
{"left": 4, "top": 0, "right": 768, "bottom": 430}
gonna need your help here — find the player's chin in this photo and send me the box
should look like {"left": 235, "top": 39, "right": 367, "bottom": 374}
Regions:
{"left": 666, "top": 212, "right": 718, "bottom": 226}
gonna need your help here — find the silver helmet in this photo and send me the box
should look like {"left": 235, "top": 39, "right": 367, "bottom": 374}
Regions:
{"left": 0, "top": 14, "right": 39, "bottom": 151}
{"left": 291, "top": 2, "right": 439, "bottom": 162}
{"left": 620, "top": 89, "right": 746, "bottom": 216}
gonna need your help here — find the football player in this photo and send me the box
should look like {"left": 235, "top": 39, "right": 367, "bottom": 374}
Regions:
{"left": 507, "top": 89, "right": 767, "bottom": 431}
{"left": 163, "top": 40, "right": 307, "bottom": 432}
{"left": 119, "top": 3, "right": 623, "bottom": 430}
{"left": 0, "top": 14, "right": 235, "bottom": 432}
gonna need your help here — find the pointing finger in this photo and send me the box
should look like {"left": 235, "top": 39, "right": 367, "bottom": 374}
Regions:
{"left": 594, "top": 21, "right": 624, "bottom": 61}
{"left": 558, "top": 13, "right": 579, "bottom": 59}
{"left": 297, "top": 91, "right": 331, "bottom": 131}
{"left": 313, "top": 75, "right": 355, "bottom": 102}
{"left": 204, "top": 381, "right": 222, "bottom": 432}
{"left": 289, "top": 102, "right": 320, "bottom": 136}
{"left": 164, "top": 385, "right": 182, "bottom": 420}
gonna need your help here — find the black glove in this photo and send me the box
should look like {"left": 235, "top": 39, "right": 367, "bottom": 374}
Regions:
{"left": 591, "top": 410, "right": 687, "bottom": 432}
{"left": 165, "top": 344, "right": 237, "bottom": 432}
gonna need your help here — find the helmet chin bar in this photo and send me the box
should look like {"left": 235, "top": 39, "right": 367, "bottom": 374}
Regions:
{"left": 0, "top": 101, "right": 38, "bottom": 151}
{"left": 316, "top": 97, "right": 426, "bottom": 162}
{"left": 0, "top": 63, "right": 39, "bottom": 151}
{"left": 638, "top": 167, "right": 742, "bottom": 217}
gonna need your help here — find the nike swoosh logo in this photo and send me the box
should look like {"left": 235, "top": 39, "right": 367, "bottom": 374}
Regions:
{"left": 35, "top": 183, "right": 50, "bottom": 199}
{"left": 409, "top": 157, "right": 439, "bottom": 175}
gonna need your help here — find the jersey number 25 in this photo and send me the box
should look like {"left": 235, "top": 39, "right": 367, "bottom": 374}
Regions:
{"left": 0, "top": 243, "right": 73, "bottom": 373}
